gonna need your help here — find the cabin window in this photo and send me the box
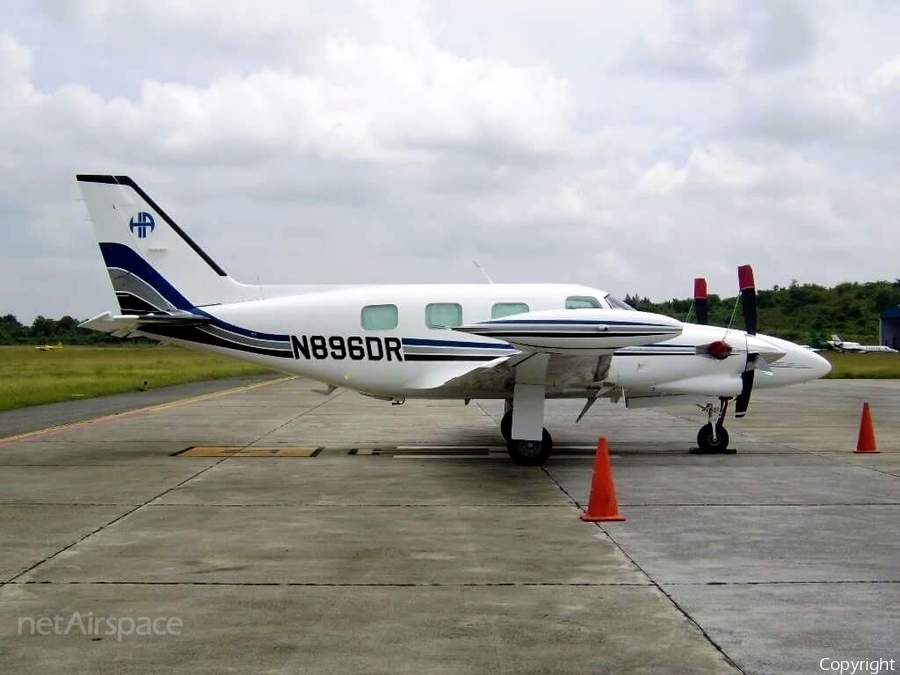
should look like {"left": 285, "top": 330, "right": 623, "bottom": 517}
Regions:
{"left": 491, "top": 302, "right": 529, "bottom": 319}
{"left": 361, "top": 304, "right": 399, "bottom": 330}
{"left": 565, "top": 296, "right": 601, "bottom": 309}
{"left": 425, "top": 303, "right": 463, "bottom": 329}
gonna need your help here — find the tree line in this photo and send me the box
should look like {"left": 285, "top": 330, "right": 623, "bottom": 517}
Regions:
{"left": 624, "top": 279, "right": 900, "bottom": 345}
{"left": 0, "top": 314, "right": 152, "bottom": 345}
{"left": 4, "top": 279, "right": 900, "bottom": 347}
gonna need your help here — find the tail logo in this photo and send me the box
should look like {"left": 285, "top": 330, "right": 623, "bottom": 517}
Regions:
{"left": 129, "top": 212, "right": 155, "bottom": 239}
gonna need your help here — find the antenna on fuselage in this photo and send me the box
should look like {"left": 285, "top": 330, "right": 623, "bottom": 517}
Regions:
{"left": 472, "top": 260, "right": 495, "bottom": 284}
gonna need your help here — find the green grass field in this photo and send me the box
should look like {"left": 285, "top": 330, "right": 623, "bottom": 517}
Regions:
{"left": 0, "top": 344, "right": 897, "bottom": 413}
{"left": 0, "top": 345, "right": 271, "bottom": 411}
{"left": 823, "top": 351, "right": 900, "bottom": 379}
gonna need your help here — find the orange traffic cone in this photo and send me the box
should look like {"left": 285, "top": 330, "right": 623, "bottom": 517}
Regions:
{"left": 581, "top": 437, "right": 625, "bottom": 522}
{"left": 854, "top": 402, "right": 879, "bottom": 454}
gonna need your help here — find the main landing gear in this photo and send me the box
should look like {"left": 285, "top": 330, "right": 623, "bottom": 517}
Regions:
{"left": 500, "top": 407, "right": 553, "bottom": 466}
{"left": 500, "top": 355, "right": 554, "bottom": 466}
{"left": 694, "top": 398, "right": 733, "bottom": 454}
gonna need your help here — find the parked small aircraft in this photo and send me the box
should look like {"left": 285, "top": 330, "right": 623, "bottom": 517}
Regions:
{"left": 806, "top": 331, "right": 830, "bottom": 352}
{"left": 828, "top": 334, "right": 898, "bottom": 354}
{"left": 75, "top": 175, "right": 832, "bottom": 464}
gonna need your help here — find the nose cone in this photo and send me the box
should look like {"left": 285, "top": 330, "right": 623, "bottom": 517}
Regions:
{"left": 753, "top": 334, "right": 832, "bottom": 386}
{"left": 808, "top": 349, "right": 832, "bottom": 379}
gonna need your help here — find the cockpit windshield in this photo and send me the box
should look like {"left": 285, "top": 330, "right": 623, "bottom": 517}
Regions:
{"left": 605, "top": 294, "right": 636, "bottom": 311}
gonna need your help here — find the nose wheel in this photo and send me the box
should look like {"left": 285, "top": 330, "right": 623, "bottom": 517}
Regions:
{"left": 696, "top": 422, "right": 729, "bottom": 452}
{"left": 692, "top": 398, "right": 735, "bottom": 454}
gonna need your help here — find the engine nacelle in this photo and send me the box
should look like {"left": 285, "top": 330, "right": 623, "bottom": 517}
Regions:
{"left": 456, "top": 309, "right": 683, "bottom": 354}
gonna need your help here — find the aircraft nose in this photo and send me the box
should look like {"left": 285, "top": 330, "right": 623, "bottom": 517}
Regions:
{"left": 752, "top": 334, "right": 832, "bottom": 386}
{"left": 807, "top": 349, "right": 832, "bottom": 379}
{"left": 784, "top": 340, "right": 832, "bottom": 383}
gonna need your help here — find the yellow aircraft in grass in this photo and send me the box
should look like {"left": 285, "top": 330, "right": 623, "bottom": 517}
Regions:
{"left": 35, "top": 342, "right": 63, "bottom": 352}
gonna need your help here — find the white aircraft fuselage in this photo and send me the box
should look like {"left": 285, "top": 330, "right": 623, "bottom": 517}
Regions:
{"left": 93, "top": 283, "right": 824, "bottom": 400}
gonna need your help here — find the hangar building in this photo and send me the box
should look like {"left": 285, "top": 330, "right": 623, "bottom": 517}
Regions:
{"left": 880, "top": 305, "right": 900, "bottom": 349}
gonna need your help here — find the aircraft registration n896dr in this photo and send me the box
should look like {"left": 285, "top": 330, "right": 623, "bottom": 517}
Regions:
{"left": 76, "top": 175, "right": 832, "bottom": 465}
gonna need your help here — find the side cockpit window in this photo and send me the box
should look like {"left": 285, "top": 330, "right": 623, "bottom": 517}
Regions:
{"left": 565, "top": 296, "right": 601, "bottom": 309}
{"left": 426, "top": 303, "right": 463, "bottom": 329}
{"left": 491, "top": 302, "right": 529, "bottom": 319}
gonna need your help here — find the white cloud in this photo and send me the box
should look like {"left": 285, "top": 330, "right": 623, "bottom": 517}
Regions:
{"left": 625, "top": 0, "right": 818, "bottom": 78}
{"left": 637, "top": 163, "right": 687, "bottom": 195}
{"left": 2, "top": 10, "right": 576, "bottom": 167}
{"left": 1, "top": 1, "right": 899, "bottom": 322}
{"left": 0, "top": 32, "right": 31, "bottom": 74}
{"left": 867, "top": 57, "right": 900, "bottom": 94}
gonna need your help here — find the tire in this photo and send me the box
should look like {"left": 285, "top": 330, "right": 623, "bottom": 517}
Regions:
{"left": 697, "top": 423, "right": 729, "bottom": 452}
{"left": 500, "top": 410, "right": 513, "bottom": 441}
{"left": 507, "top": 429, "right": 553, "bottom": 466}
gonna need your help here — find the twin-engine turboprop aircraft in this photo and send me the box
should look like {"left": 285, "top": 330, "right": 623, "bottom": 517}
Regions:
{"left": 75, "top": 175, "right": 831, "bottom": 464}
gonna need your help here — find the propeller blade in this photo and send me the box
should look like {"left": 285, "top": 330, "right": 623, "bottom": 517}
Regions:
{"left": 736, "top": 265, "right": 758, "bottom": 417}
{"left": 738, "top": 264, "right": 757, "bottom": 336}
{"left": 693, "top": 278, "right": 708, "bottom": 325}
{"left": 735, "top": 370, "right": 754, "bottom": 418}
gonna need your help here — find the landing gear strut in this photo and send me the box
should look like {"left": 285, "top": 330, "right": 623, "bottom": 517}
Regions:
{"left": 501, "top": 355, "right": 553, "bottom": 465}
{"left": 694, "top": 398, "right": 732, "bottom": 454}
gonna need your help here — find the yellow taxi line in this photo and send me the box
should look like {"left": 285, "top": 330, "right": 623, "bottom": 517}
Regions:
{"left": 179, "top": 446, "right": 318, "bottom": 457}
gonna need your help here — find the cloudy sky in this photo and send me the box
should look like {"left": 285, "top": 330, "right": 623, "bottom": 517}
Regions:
{"left": 2, "top": 0, "right": 899, "bottom": 322}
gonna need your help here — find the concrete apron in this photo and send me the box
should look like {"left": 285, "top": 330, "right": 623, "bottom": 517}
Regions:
{"left": 1, "top": 377, "right": 897, "bottom": 674}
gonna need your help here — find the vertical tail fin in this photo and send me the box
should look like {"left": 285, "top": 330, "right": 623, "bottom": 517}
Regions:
{"left": 77, "top": 175, "right": 244, "bottom": 314}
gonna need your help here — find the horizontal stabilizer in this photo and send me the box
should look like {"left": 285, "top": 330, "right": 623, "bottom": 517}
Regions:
{"left": 80, "top": 310, "right": 212, "bottom": 338}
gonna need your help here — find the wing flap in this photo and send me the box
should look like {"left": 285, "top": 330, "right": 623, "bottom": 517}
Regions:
{"left": 406, "top": 352, "right": 612, "bottom": 396}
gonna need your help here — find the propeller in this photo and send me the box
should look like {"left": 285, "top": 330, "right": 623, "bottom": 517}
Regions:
{"left": 695, "top": 276, "right": 737, "bottom": 360}
{"left": 693, "top": 278, "right": 708, "bottom": 325}
{"left": 734, "top": 264, "right": 757, "bottom": 418}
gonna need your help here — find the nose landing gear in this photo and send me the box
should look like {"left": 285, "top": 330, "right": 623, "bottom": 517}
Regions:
{"left": 693, "top": 398, "right": 735, "bottom": 454}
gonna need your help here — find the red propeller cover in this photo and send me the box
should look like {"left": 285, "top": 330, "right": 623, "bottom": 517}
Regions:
{"left": 705, "top": 340, "right": 732, "bottom": 360}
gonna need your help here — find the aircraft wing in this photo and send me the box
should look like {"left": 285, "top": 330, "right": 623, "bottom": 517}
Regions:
{"left": 407, "top": 308, "right": 681, "bottom": 395}
{"left": 80, "top": 311, "right": 212, "bottom": 338}
{"left": 405, "top": 352, "right": 613, "bottom": 396}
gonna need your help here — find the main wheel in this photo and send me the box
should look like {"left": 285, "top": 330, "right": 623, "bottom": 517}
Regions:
{"left": 500, "top": 410, "right": 513, "bottom": 441}
{"left": 507, "top": 428, "right": 553, "bottom": 466}
{"left": 697, "top": 423, "right": 729, "bottom": 452}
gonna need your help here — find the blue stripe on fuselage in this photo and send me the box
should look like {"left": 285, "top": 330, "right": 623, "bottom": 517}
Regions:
{"left": 98, "top": 242, "right": 289, "bottom": 343}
